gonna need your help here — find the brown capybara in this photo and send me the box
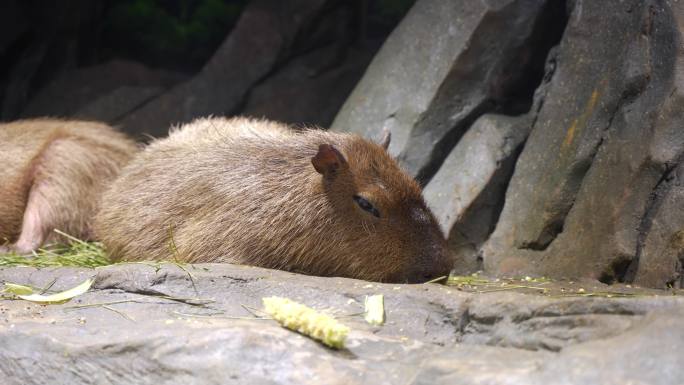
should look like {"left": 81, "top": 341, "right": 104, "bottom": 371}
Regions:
{"left": 0, "top": 119, "right": 138, "bottom": 253}
{"left": 94, "top": 117, "right": 452, "bottom": 283}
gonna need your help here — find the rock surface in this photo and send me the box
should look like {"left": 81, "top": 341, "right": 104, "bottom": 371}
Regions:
{"left": 423, "top": 113, "right": 531, "bottom": 274}
{"left": 481, "top": 0, "right": 684, "bottom": 287}
{"left": 331, "top": 0, "right": 565, "bottom": 183}
{"left": 329, "top": 0, "right": 684, "bottom": 288}
{"left": 75, "top": 86, "right": 165, "bottom": 124}
{"left": 1, "top": 263, "right": 682, "bottom": 384}
{"left": 241, "top": 42, "right": 378, "bottom": 128}
{"left": 633, "top": 162, "right": 684, "bottom": 288}
{"left": 117, "top": 0, "right": 331, "bottom": 137}
{"left": 21, "top": 60, "right": 183, "bottom": 123}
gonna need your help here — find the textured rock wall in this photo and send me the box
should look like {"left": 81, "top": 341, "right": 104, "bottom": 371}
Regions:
{"left": 334, "top": 0, "right": 684, "bottom": 288}
{"left": 482, "top": 0, "right": 684, "bottom": 287}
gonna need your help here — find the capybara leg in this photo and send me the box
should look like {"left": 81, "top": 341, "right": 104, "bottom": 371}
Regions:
{"left": 11, "top": 138, "right": 105, "bottom": 251}
{"left": 10, "top": 184, "right": 50, "bottom": 254}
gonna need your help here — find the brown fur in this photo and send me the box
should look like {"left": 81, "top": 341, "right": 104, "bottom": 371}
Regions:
{"left": 94, "top": 117, "right": 452, "bottom": 282}
{"left": 0, "top": 118, "right": 138, "bottom": 252}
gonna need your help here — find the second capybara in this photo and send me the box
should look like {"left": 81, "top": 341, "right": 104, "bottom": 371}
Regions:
{"left": 94, "top": 117, "right": 452, "bottom": 282}
{"left": 0, "top": 119, "right": 138, "bottom": 253}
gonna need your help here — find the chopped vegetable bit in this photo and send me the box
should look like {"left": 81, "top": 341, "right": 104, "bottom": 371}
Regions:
{"left": 262, "top": 296, "right": 349, "bottom": 349}
{"left": 364, "top": 294, "right": 385, "bottom": 326}
{"left": 15, "top": 278, "right": 94, "bottom": 305}
{"left": 2, "top": 283, "right": 34, "bottom": 296}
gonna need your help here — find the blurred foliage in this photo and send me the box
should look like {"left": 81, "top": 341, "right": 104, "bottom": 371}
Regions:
{"left": 102, "top": 0, "right": 247, "bottom": 71}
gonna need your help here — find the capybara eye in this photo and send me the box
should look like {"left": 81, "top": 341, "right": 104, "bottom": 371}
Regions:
{"left": 353, "top": 195, "right": 380, "bottom": 218}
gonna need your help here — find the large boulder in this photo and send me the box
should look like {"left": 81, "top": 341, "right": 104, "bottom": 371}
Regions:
{"left": 423, "top": 48, "right": 557, "bottom": 275}
{"left": 331, "top": 0, "right": 565, "bottom": 183}
{"left": 75, "top": 86, "right": 166, "bottom": 124}
{"left": 423, "top": 113, "right": 532, "bottom": 273}
{"left": 481, "top": 0, "right": 684, "bottom": 287}
{"left": 1, "top": 263, "right": 682, "bottom": 384}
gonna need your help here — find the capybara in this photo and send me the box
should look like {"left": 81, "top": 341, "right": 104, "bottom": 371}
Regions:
{"left": 95, "top": 117, "right": 452, "bottom": 282}
{"left": 0, "top": 119, "right": 138, "bottom": 253}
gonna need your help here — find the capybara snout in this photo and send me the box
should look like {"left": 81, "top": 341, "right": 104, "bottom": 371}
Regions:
{"left": 384, "top": 204, "right": 453, "bottom": 283}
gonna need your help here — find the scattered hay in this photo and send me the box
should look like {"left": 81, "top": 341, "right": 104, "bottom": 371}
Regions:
{"left": 446, "top": 273, "right": 671, "bottom": 297}
{"left": 0, "top": 230, "right": 111, "bottom": 268}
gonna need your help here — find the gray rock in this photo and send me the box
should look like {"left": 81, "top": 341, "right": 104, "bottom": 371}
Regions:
{"left": 241, "top": 42, "right": 378, "bottom": 128}
{"left": 331, "top": 0, "right": 562, "bottom": 182}
{"left": 633, "top": 162, "right": 684, "bottom": 288}
{"left": 21, "top": 60, "right": 183, "bottom": 120}
{"left": 533, "top": 309, "right": 684, "bottom": 385}
{"left": 75, "top": 86, "right": 164, "bottom": 124}
{"left": 1, "top": 264, "right": 682, "bottom": 384}
{"left": 482, "top": 0, "right": 684, "bottom": 285}
{"left": 118, "top": 0, "right": 330, "bottom": 138}
{"left": 418, "top": 310, "right": 684, "bottom": 385}
{"left": 424, "top": 114, "right": 532, "bottom": 273}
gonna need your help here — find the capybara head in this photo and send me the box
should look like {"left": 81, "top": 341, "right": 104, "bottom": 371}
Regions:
{"left": 309, "top": 136, "right": 452, "bottom": 282}
{"left": 95, "top": 117, "right": 452, "bottom": 283}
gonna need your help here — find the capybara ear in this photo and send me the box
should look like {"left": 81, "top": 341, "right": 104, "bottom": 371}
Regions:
{"left": 311, "top": 144, "right": 347, "bottom": 175}
{"left": 379, "top": 128, "right": 391, "bottom": 150}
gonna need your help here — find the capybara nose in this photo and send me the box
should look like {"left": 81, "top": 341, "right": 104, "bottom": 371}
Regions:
{"left": 406, "top": 260, "right": 452, "bottom": 283}
{"left": 406, "top": 245, "right": 454, "bottom": 283}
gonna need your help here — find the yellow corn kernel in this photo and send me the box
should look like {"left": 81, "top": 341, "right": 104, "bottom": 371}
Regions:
{"left": 262, "top": 296, "right": 349, "bottom": 349}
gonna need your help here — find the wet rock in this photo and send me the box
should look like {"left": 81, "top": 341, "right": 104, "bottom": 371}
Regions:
{"left": 118, "top": 0, "right": 331, "bottom": 138}
{"left": 331, "top": 0, "right": 564, "bottom": 183}
{"left": 0, "top": 264, "right": 682, "bottom": 385}
{"left": 482, "top": 0, "right": 684, "bottom": 285}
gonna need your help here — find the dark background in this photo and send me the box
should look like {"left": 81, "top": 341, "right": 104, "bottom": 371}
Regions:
{"left": 0, "top": 0, "right": 414, "bottom": 133}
